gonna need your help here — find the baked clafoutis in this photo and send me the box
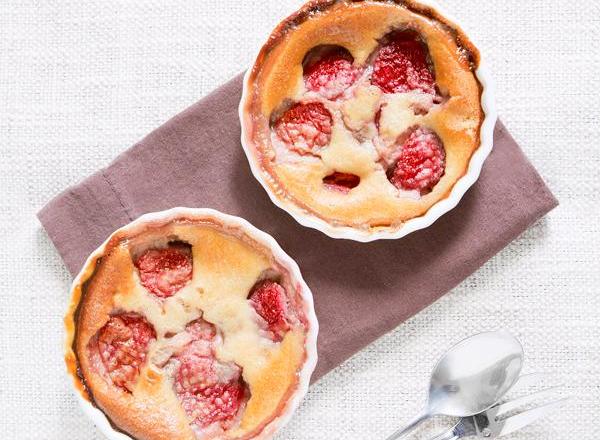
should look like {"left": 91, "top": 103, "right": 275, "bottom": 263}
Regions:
{"left": 65, "top": 209, "right": 317, "bottom": 440}
{"left": 240, "top": 0, "right": 491, "bottom": 238}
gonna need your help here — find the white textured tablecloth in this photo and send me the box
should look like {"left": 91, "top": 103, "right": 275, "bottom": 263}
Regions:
{"left": 1, "top": 1, "right": 598, "bottom": 439}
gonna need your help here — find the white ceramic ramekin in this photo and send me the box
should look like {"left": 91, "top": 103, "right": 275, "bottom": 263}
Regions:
{"left": 64, "top": 207, "right": 319, "bottom": 440}
{"left": 239, "top": 0, "right": 498, "bottom": 242}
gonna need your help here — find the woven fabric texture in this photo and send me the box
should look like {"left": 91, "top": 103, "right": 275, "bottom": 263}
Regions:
{"left": 1, "top": 0, "right": 598, "bottom": 439}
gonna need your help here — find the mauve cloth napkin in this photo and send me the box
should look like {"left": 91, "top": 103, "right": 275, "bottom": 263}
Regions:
{"left": 38, "top": 73, "right": 557, "bottom": 381}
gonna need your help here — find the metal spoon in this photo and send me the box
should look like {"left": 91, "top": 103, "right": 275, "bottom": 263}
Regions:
{"left": 385, "top": 331, "right": 524, "bottom": 440}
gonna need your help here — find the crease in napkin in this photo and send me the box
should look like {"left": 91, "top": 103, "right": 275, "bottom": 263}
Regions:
{"left": 38, "top": 73, "right": 558, "bottom": 381}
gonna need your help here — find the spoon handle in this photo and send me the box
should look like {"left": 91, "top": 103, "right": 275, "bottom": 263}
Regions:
{"left": 430, "top": 431, "right": 459, "bottom": 440}
{"left": 384, "top": 411, "right": 430, "bottom": 440}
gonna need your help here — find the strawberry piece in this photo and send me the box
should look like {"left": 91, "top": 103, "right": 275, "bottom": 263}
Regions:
{"left": 175, "top": 354, "right": 221, "bottom": 394}
{"left": 274, "top": 102, "right": 333, "bottom": 154}
{"left": 304, "top": 46, "right": 359, "bottom": 99}
{"left": 135, "top": 242, "right": 193, "bottom": 298}
{"left": 178, "top": 379, "right": 246, "bottom": 430}
{"left": 181, "top": 319, "right": 217, "bottom": 359}
{"left": 97, "top": 313, "right": 156, "bottom": 391}
{"left": 389, "top": 127, "right": 445, "bottom": 192}
{"left": 174, "top": 350, "right": 245, "bottom": 429}
{"left": 172, "top": 318, "right": 247, "bottom": 430}
{"left": 185, "top": 319, "right": 217, "bottom": 342}
{"left": 323, "top": 172, "right": 361, "bottom": 193}
{"left": 248, "top": 280, "right": 290, "bottom": 341}
{"left": 372, "top": 31, "right": 435, "bottom": 95}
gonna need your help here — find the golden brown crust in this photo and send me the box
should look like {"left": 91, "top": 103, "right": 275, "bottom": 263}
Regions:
{"left": 242, "top": 0, "right": 484, "bottom": 231}
{"left": 71, "top": 216, "right": 309, "bottom": 440}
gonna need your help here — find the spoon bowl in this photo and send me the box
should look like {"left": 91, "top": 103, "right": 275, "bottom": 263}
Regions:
{"left": 427, "top": 331, "right": 524, "bottom": 416}
{"left": 385, "top": 331, "right": 524, "bottom": 439}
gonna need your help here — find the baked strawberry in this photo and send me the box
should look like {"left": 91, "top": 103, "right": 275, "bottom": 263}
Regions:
{"left": 389, "top": 127, "right": 445, "bottom": 192}
{"left": 175, "top": 353, "right": 220, "bottom": 392}
{"left": 135, "top": 242, "right": 193, "bottom": 298}
{"left": 185, "top": 319, "right": 217, "bottom": 342}
{"left": 372, "top": 31, "right": 435, "bottom": 95}
{"left": 97, "top": 313, "right": 156, "bottom": 391}
{"left": 174, "top": 344, "right": 246, "bottom": 429}
{"left": 172, "top": 317, "right": 247, "bottom": 430}
{"left": 248, "top": 280, "right": 290, "bottom": 341}
{"left": 178, "top": 379, "right": 246, "bottom": 430}
{"left": 304, "top": 46, "right": 359, "bottom": 99}
{"left": 323, "top": 172, "right": 361, "bottom": 193}
{"left": 274, "top": 102, "right": 333, "bottom": 154}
